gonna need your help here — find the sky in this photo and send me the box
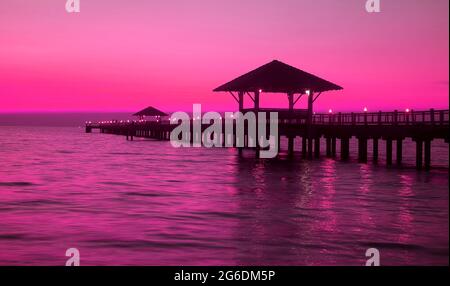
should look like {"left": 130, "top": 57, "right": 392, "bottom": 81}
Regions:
{"left": 0, "top": 0, "right": 448, "bottom": 113}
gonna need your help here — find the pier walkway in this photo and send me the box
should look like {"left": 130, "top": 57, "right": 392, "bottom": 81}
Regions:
{"left": 86, "top": 109, "right": 449, "bottom": 170}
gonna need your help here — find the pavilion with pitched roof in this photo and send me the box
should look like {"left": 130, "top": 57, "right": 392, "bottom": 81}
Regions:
{"left": 133, "top": 106, "right": 168, "bottom": 120}
{"left": 213, "top": 60, "right": 342, "bottom": 123}
{"left": 213, "top": 60, "right": 343, "bottom": 155}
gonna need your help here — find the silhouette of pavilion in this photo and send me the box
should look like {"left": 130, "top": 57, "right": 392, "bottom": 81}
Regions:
{"left": 213, "top": 60, "right": 343, "bottom": 123}
{"left": 133, "top": 106, "right": 168, "bottom": 120}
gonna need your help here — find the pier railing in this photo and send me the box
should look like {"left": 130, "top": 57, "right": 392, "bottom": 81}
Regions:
{"left": 312, "top": 109, "right": 449, "bottom": 126}
{"left": 86, "top": 109, "right": 449, "bottom": 128}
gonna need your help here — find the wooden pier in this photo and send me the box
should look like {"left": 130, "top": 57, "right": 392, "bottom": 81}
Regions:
{"left": 85, "top": 60, "right": 449, "bottom": 170}
{"left": 86, "top": 108, "right": 449, "bottom": 170}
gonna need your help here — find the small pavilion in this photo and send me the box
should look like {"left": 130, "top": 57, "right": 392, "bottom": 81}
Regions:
{"left": 133, "top": 106, "right": 168, "bottom": 121}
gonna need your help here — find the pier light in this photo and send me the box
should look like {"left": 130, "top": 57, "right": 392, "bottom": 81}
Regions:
{"left": 258, "top": 89, "right": 263, "bottom": 93}
{"left": 328, "top": 109, "right": 333, "bottom": 114}
{"left": 364, "top": 107, "right": 368, "bottom": 112}
{"left": 405, "top": 108, "right": 410, "bottom": 113}
{"left": 305, "top": 90, "right": 311, "bottom": 96}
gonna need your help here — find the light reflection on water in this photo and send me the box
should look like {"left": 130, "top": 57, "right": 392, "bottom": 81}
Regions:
{"left": 0, "top": 126, "right": 448, "bottom": 266}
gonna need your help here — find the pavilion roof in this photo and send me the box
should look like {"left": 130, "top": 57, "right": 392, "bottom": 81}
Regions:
{"left": 133, "top": 106, "right": 168, "bottom": 117}
{"left": 213, "top": 60, "right": 343, "bottom": 94}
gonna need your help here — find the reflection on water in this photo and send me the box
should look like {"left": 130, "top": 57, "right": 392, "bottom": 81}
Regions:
{"left": 0, "top": 126, "right": 448, "bottom": 265}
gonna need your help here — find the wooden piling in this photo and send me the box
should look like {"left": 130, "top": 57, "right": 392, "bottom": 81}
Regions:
{"left": 302, "top": 137, "right": 307, "bottom": 158}
{"left": 416, "top": 140, "right": 423, "bottom": 170}
{"left": 331, "top": 137, "right": 337, "bottom": 157}
{"left": 314, "top": 137, "right": 320, "bottom": 158}
{"left": 358, "top": 137, "right": 368, "bottom": 162}
{"left": 424, "top": 140, "right": 431, "bottom": 171}
{"left": 326, "top": 137, "right": 332, "bottom": 157}
{"left": 308, "top": 138, "right": 313, "bottom": 159}
{"left": 341, "top": 137, "right": 349, "bottom": 160}
{"left": 373, "top": 138, "right": 379, "bottom": 163}
{"left": 288, "top": 136, "right": 294, "bottom": 156}
{"left": 396, "top": 139, "right": 403, "bottom": 165}
{"left": 386, "top": 139, "right": 392, "bottom": 165}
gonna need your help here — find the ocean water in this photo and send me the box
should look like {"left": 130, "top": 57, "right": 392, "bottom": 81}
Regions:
{"left": 0, "top": 124, "right": 448, "bottom": 266}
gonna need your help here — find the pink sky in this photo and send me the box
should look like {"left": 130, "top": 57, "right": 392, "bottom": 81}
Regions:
{"left": 0, "top": 0, "right": 448, "bottom": 113}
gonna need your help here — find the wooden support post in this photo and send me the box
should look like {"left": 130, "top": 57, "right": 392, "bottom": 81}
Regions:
{"left": 287, "top": 92, "right": 295, "bottom": 156}
{"left": 358, "top": 138, "right": 362, "bottom": 161}
{"left": 238, "top": 92, "right": 244, "bottom": 112}
{"left": 386, "top": 139, "right": 392, "bottom": 165}
{"left": 416, "top": 140, "right": 423, "bottom": 170}
{"left": 326, "top": 137, "right": 332, "bottom": 157}
{"left": 288, "top": 92, "right": 294, "bottom": 113}
{"left": 276, "top": 135, "right": 281, "bottom": 154}
{"left": 307, "top": 91, "right": 314, "bottom": 160}
{"left": 331, "top": 137, "right": 337, "bottom": 157}
{"left": 358, "top": 137, "right": 368, "bottom": 162}
{"left": 255, "top": 90, "right": 260, "bottom": 158}
{"left": 341, "top": 137, "right": 349, "bottom": 160}
{"left": 308, "top": 138, "right": 313, "bottom": 159}
{"left": 288, "top": 136, "right": 294, "bottom": 156}
{"left": 238, "top": 91, "right": 244, "bottom": 156}
{"left": 363, "top": 138, "right": 368, "bottom": 162}
{"left": 314, "top": 137, "right": 320, "bottom": 158}
{"left": 424, "top": 140, "right": 431, "bottom": 171}
{"left": 373, "top": 138, "right": 379, "bottom": 163}
{"left": 307, "top": 91, "right": 313, "bottom": 126}
{"left": 302, "top": 137, "right": 307, "bottom": 158}
{"left": 396, "top": 139, "right": 403, "bottom": 165}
